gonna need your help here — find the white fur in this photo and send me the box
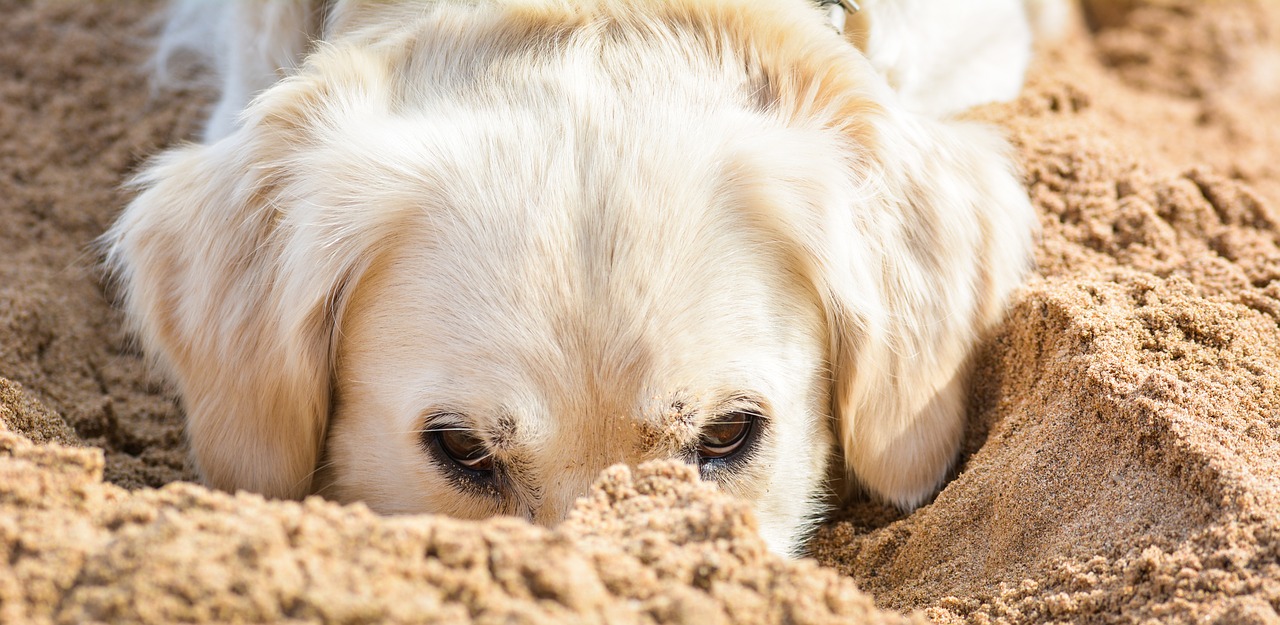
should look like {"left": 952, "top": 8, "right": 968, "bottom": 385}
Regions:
{"left": 155, "top": 0, "right": 323, "bottom": 141}
{"left": 848, "top": 0, "right": 1030, "bottom": 116}
{"left": 107, "top": 0, "right": 1040, "bottom": 555}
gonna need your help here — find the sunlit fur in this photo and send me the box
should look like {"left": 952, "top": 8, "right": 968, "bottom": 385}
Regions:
{"left": 846, "top": 0, "right": 1068, "bottom": 116}
{"left": 104, "top": 0, "right": 1040, "bottom": 555}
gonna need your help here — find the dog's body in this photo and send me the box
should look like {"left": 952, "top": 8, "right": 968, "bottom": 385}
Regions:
{"left": 108, "top": 0, "right": 1042, "bottom": 554}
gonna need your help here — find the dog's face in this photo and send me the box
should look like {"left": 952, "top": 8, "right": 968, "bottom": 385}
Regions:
{"left": 325, "top": 104, "right": 835, "bottom": 550}
{"left": 105, "top": 1, "right": 1036, "bottom": 557}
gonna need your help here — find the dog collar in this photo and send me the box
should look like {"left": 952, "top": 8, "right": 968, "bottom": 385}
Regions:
{"left": 815, "top": 0, "right": 861, "bottom": 34}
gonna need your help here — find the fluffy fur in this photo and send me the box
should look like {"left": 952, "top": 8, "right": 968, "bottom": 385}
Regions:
{"left": 104, "top": 0, "right": 1042, "bottom": 555}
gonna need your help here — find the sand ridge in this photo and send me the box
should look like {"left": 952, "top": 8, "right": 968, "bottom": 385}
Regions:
{"left": 0, "top": 410, "right": 911, "bottom": 624}
{"left": 2, "top": 0, "right": 1280, "bottom": 623}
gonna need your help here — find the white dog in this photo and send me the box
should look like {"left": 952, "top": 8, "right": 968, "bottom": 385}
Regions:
{"left": 105, "top": 0, "right": 1045, "bottom": 555}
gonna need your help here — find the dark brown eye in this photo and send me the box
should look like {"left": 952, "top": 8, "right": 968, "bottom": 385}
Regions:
{"left": 433, "top": 428, "right": 494, "bottom": 471}
{"left": 698, "top": 411, "right": 757, "bottom": 461}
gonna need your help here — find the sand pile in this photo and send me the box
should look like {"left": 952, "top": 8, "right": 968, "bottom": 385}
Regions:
{"left": 0, "top": 410, "right": 905, "bottom": 624}
{"left": 2, "top": 0, "right": 1280, "bottom": 623}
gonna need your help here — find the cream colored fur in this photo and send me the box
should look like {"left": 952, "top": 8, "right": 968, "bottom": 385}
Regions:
{"left": 847, "top": 0, "right": 1069, "bottom": 116}
{"left": 105, "top": 0, "right": 1041, "bottom": 555}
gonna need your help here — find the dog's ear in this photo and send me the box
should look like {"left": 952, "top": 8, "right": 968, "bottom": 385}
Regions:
{"left": 103, "top": 136, "right": 330, "bottom": 499}
{"left": 824, "top": 108, "right": 1037, "bottom": 509}
{"left": 102, "top": 53, "right": 394, "bottom": 498}
{"left": 706, "top": 1, "right": 1036, "bottom": 508}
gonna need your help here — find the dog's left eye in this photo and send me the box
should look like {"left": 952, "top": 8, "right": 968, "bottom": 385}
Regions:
{"left": 425, "top": 426, "right": 494, "bottom": 472}
{"left": 697, "top": 411, "right": 757, "bottom": 461}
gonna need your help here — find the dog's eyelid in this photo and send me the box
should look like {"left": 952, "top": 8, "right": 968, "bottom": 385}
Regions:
{"left": 421, "top": 410, "right": 471, "bottom": 429}
{"left": 712, "top": 394, "right": 770, "bottom": 422}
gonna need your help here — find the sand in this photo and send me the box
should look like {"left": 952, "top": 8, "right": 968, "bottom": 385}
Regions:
{"left": 2, "top": 0, "right": 1280, "bottom": 623}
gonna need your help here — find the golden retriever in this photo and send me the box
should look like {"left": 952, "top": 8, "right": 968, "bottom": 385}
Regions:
{"left": 105, "top": 0, "right": 1045, "bottom": 555}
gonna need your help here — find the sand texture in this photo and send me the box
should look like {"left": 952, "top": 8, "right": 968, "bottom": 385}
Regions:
{"left": 2, "top": 0, "right": 1280, "bottom": 623}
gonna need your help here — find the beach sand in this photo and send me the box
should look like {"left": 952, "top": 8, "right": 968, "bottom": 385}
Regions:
{"left": 2, "top": 1, "right": 1279, "bottom": 622}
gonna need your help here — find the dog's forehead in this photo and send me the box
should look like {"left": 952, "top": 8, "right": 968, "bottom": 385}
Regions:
{"left": 374, "top": 161, "right": 804, "bottom": 400}
{"left": 322, "top": 54, "right": 841, "bottom": 458}
{"left": 336, "top": 113, "right": 827, "bottom": 436}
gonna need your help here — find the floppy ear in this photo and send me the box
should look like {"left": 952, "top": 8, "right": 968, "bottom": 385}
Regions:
{"left": 102, "top": 48, "right": 397, "bottom": 499}
{"left": 828, "top": 109, "right": 1037, "bottom": 508}
{"left": 702, "top": 0, "right": 1035, "bottom": 508}
{"left": 102, "top": 134, "right": 332, "bottom": 499}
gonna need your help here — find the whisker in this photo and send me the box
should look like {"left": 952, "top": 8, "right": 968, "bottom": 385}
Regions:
{"left": 293, "top": 458, "right": 338, "bottom": 495}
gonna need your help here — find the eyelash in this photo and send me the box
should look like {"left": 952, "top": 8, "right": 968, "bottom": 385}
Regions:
{"left": 419, "top": 414, "right": 501, "bottom": 497}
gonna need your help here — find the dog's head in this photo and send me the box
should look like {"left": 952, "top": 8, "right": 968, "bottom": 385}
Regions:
{"left": 105, "top": 1, "right": 1034, "bottom": 555}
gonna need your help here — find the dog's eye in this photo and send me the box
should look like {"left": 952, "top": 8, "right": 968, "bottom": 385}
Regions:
{"left": 697, "top": 411, "right": 757, "bottom": 461}
{"left": 432, "top": 428, "right": 494, "bottom": 471}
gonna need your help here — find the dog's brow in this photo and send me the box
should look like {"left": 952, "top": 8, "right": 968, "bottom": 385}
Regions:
{"left": 662, "top": 397, "right": 699, "bottom": 427}
{"left": 487, "top": 412, "right": 520, "bottom": 452}
{"left": 651, "top": 393, "right": 768, "bottom": 441}
{"left": 636, "top": 395, "right": 703, "bottom": 452}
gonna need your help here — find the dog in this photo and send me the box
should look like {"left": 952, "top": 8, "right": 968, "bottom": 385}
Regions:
{"left": 104, "top": 0, "right": 1044, "bottom": 555}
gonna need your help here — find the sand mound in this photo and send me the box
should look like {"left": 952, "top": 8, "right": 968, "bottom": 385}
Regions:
{"left": 0, "top": 410, "right": 906, "bottom": 624}
{"left": 2, "top": 1, "right": 1280, "bottom": 623}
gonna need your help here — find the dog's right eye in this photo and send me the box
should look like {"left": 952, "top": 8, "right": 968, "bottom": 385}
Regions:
{"left": 424, "top": 426, "right": 494, "bottom": 472}
{"left": 696, "top": 409, "right": 761, "bottom": 471}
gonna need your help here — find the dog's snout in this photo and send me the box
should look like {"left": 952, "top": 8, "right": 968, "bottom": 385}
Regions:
{"left": 538, "top": 476, "right": 602, "bottom": 526}
{"left": 530, "top": 502, "right": 570, "bottom": 526}
{"left": 523, "top": 468, "right": 613, "bottom": 527}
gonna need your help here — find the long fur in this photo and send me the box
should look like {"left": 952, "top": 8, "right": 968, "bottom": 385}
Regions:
{"left": 105, "top": 0, "right": 1042, "bottom": 555}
